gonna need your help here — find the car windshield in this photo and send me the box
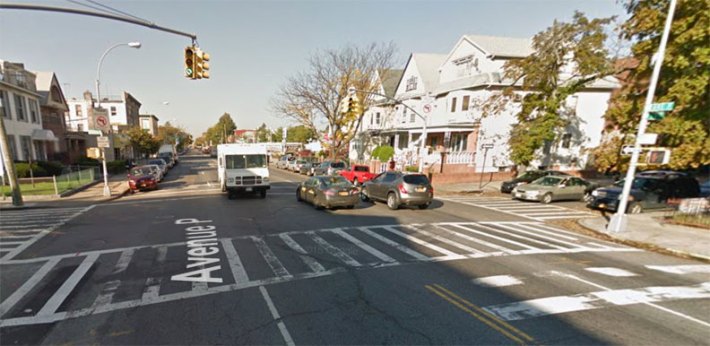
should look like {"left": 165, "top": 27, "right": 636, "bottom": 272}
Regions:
{"left": 614, "top": 178, "right": 658, "bottom": 191}
{"left": 403, "top": 175, "right": 430, "bottom": 185}
{"left": 148, "top": 160, "right": 164, "bottom": 166}
{"left": 532, "top": 177, "right": 562, "bottom": 186}
{"left": 130, "top": 167, "right": 150, "bottom": 176}
{"left": 331, "top": 162, "right": 346, "bottom": 168}
{"left": 319, "top": 176, "right": 351, "bottom": 188}
{"left": 226, "top": 154, "right": 267, "bottom": 169}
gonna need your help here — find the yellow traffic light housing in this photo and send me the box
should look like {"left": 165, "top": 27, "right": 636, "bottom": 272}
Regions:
{"left": 184, "top": 46, "right": 195, "bottom": 79}
{"left": 201, "top": 51, "right": 210, "bottom": 79}
{"left": 194, "top": 48, "right": 211, "bottom": 79}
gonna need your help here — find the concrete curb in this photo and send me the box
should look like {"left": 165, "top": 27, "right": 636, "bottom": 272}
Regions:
{"left": 576, "top": 219, "right": 710, "bottom": 263}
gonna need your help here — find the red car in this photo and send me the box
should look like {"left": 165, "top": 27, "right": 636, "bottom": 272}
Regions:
{"left": 127, "top": 166, "right": 158, "bottom": 192}
{"left": 339, "top": 165, "right": 376, "bottom": 186}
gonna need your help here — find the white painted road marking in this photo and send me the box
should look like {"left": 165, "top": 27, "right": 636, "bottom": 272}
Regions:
{"left": 585, "top": 267, "right": 639, "bottom": 277}
{"left": 484, "top": 281, "right": 710, "bottom": 323}
{"left": 473, "top": 275, "right": 523, "bottom": 287}
{"left": 646, "top": 265, "right": 710, "bottom": 275}
{"left": 440, "top": 196, "right": 593, "bottom": 221}
{"left": 259, "top": 285, "right": 295, "bottom": 346}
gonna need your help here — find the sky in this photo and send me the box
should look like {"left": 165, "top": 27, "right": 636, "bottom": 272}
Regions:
{"left": 0, "top": 0, "right": 626, "bottom": 137}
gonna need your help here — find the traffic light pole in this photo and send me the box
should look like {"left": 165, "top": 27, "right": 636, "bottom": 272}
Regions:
{"left": 347, "top": 87, "right": 428, "bottom": 173}
{"left": 607, "top": 0, "right": 676, "bottom": 233}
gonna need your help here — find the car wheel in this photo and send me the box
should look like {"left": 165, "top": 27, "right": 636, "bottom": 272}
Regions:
{"left": 296, "top": 189, "right": 303, "bottom": 202}
{"left": 629, "top": 202, "right": 643, "bottom": 214}
{"left": 583, "top": 192, "right": 593, "bottom": 203}
{"left": 541, "top": 193, "right": 553, "bottom": 204}
{"left": 387, "top": 193, "right": 399, "bottom": 210}
{"left": 360, "top": 190, "right": 370, "bottom": 202}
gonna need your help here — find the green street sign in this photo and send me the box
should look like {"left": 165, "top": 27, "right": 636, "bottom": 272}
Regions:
{"left": 649, "top": 102, "right": 675, "bottom": 112}
{"left": 648, "top": 112, "right": 666, "bottom": 121}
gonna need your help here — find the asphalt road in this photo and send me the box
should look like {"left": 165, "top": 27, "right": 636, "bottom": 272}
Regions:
{"left": 1, "top": 153, "right": 708, "bottom": 345}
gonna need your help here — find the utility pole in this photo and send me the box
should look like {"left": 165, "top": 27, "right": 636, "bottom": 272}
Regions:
{"left": 607, "top": 0, "right": 677, "bottom": 233}
{"left": 0, "top": 116, "right": 23, "bottom": 206}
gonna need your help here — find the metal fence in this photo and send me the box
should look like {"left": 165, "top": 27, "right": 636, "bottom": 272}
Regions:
{"left": 1, "top": 168, "right": 98, "bottom": 197}
{"left": 665, "top": 198, "right": 710, "bottom": 228}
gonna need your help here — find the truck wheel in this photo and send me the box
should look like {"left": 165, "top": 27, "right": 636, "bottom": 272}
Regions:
{"left": 296, "top": 189, "right": 303, "bottom": 202}
{"left": 260, "top": 189, "right": 267, "bottom": 199}
{"left": 227, "top": 191, "right": 235, "bottom": 200}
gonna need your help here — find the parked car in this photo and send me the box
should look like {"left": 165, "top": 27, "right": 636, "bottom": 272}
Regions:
{"left": 276, "top": 156, "right": 295, "bottom": 170}
{"left": 500, "top": 170, "right": 571, "bottom": 193}
{"left": 143, "top": 164, "right": 164, "bottom": 182}
{"left": 289, "top": 158, "right": 309, "bottom": 172}
{"left": 587, "top": 172, "right": 700, "bottom": 214}
{"left": 299, "top": 161, "right": 318, "bottom": 175}
{"left": 339, "top": 164, "right": 377, "bottom": 186}
{"left": 158, "top": 152, "right": 176, "bottom": 168}
{"left": 296, "top": 175, "right": 359, "bottom": 210}
{"left": 700, "top": 180, "right": 710, "bottom": 197}
{"left": 361, "top": 171, "right": 433, "bottom": 210}
{"left": 313, "top": 161, "right": 347, "bottom": 176}
{"left": 127, "top": 166, "right": 158, "bottom": 192}
{"left": 147, "top": 158, "right": 168, "bottom": 176}
{"left": 512, "top": 175, "right": 594, "bottom": 203}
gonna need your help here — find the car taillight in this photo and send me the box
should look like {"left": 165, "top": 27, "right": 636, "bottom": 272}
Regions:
{"left": 325, "top": 189, "right": 336, "bottom": 196}
{"left": 398, "top": 184, "right": 408, "bottom": 194}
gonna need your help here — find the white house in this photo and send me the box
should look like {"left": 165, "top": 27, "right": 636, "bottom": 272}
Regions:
{"left": 0, "top": 61, "right": 57, "bottom": 162}
{"left": 66, "top": 91, "right": 141, "bottom": 132}
{"left": 353, "top": 35, "right": 618, "bottom": 174}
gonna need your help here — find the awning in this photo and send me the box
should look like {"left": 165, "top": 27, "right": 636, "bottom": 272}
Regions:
{"left": 31, "top": 129, "right": 58, "bottom": 141}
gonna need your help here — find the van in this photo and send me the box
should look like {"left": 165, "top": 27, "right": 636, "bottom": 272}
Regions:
{"left": 217, "top": 144, "right": 270, "bottom": 199}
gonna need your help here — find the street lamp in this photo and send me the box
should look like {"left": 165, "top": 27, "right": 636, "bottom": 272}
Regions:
{"left": 95, "top": 41, "right": 142, "bottom": 197}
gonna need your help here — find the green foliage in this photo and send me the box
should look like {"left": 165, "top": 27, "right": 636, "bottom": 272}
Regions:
{"left": 405, "top": 165, "right": 419, "bottom": 172}
{"left": 202, "top": 113, "right": 237, "bottom": 145}
{"left": 595, "top": 0, "right": 710, "bottom": 171}
{"left": 77, "top": 156, "right": 101, "bottom": 166}
{"left": 14, "top": 163, "right": 48, "bottom": 178}
{"left": 107, "top": 160, "right": 127, "bottom": 174}
{"left": 256, "top": 123, "right": 271, "bottom": 142}
{"left": 479, "top": 12, "right": 615, "bottom": 166}
{"left": 287, "top": 125, "right": 317, "bottom": 143}
{"left": 126, "top": 127, "right": 161, "bottom": 157}
{"left": 157, "top": 123, "right": 192, "bottom": 151}
{"left": 371, "top": 145, "right": 394, "bottom": 162}
{"left": 36, "top": 161, "right": 64, "bottom": 176}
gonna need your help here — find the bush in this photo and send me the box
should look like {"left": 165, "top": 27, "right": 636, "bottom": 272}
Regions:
{"left": 405, "top": 165, "right": 419, "bottom": 172}
{"left": 371, "top": 145, "right": 394, "bottom": 162}
{"left": 77, "top": 156, "right": 101, "bottom": 166}
{"left": 36, "top": 161, "right": 65, "bottom": 176}
{"left": 14, "top": 162, "right": 48, "bottom": 178}
{"left": 107, "top": 160, "right": 127, "bottom": 174}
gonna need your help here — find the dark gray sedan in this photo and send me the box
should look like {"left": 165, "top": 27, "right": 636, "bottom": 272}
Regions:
{"left": 361, "top": 171, "right": 433, "bottom": 210}
{"left": 296, "top": 175, "right": 359, "bottom": 209}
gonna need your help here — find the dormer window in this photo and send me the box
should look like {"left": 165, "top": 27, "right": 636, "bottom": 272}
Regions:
{"left": 405, "top": 76, "right": 418, "bottom": 92}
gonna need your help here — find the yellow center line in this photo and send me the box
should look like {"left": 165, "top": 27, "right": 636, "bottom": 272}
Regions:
{"left": 432, "top": 284, "right": 535, "bottom": 343}
{"left": 425, "top": 285, "right": 528, "bottom": 345}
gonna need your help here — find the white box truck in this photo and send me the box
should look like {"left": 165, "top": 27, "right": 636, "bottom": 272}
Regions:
{"left": 217, "top": 144, "right": 270, "bottom": 198}
{"left": 158, "top": 144, "right": 178, "bottom": 166}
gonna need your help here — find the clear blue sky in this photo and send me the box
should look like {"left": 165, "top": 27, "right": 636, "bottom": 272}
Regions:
{"left": 0, "top": 0, "right": 625, "bottom": 137}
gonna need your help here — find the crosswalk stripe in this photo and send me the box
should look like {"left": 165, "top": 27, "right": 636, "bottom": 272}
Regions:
{"left": 330, "top": 229, "right": 398, "bottom": 264}
{"left": 523, "top": 211, "right": 590, "bottom": 216}
{"left": 403, "top": 225, "right": 486, "bottom": 255}
{"left": 141, "top": 277, "right": 162, "bottom": 300}
{"left": 535, "top": 215, "right": 594, "bottom": 220}
{"left": 383, "top": 226, "right": 461, "bottom": 258}
{"left": 491, "top": 223, "right": 577, "bottom": 250}
{"left": 251, "top": 236, "right": 292, "bottom": 278}
{"left": 221, "top": 239, "right": 251, "bottom": 283}
{"left": 308, "top": 232, "right": 361, "bottom": 267}
{"left": 0, "top": 223, "right": 62, "bottom": 230}
{"left": 0, "top": 258, "right": 60, "bottom": 317}
{"left": 278, "top": 234, "right": 327, "bottom": 273}
{"left": 512, "top": 223, "right": 579, "bottom": 241}
{"left": 92, "top": 280, "right": 121, "bottom": 308}
{"left": 357, "top": 227, "right": 431, "bottom": 261}
{"left": 112, "top": 249, "right": 135, "bottom": 274}
{"left": 434, "top": 224, "right": 518, "bottom": 254}
{"left": 454, "top": 224, "right": 539, "bottom": 251}
{"left": 645, "top": 265, "right": 710, "bottom": 275}
{"left": 0, "top": 235, "right": 35, "bottom": 240}
{"left": 38, "top": 253, "right": 99, "bottom": 316}
{"left": 0, "top": 241, "right": 25, "bottom": 246}
{"left": 585, "top": 267, "right": 638, "bottom": 277}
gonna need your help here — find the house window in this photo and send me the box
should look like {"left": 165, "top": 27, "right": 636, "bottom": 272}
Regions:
{"left": 20, "top": 135, "right": 32, "bottom": 161}
{"left": 375, "top": 112, "right": 381, "bottom": 125}
{"left": 14, "top": 72, "right": 27, "bottom": 88}
{"left": 561, "top": 133, "right": 572, "bottom": 149}
{"left": 462, "top": 96, "right": 470, "bottom": 111}
{"left": 110, "top": 106, "right": 117, "bottom": 116}
{"left": 450, "top": 97, "right": 457, "bottom": 112}
{"left": 75, "top": 104, "right": 82, "bottom": 117}
{"left": 405, "top": 76, "right": 418, "bottom": 92}
{"left": 6, "top": 135, "right": 17, "bottom": 159}
{"left": 34, "top": 140, "right": 45, "bottom": 160}
{"left": 0, "top": 90, "right": 9, "bottom": 119}
{"left": 15, "top": 95, "right": 26, "bottom": 121}
{"left": 29, "top": 100, "right": 39, "bottom": 123}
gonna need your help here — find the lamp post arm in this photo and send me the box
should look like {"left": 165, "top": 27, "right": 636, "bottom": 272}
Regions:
{"left": 96, "top": 43, "right": 127, "bottom": 105}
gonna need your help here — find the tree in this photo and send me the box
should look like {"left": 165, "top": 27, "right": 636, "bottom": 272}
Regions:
{"left": 592, "top": 0, "right": 709, "bottom": 171}
{"left": 156, "top": 123, "right": 192, "bottom": 151}
{"left": 272, "top": 42, "right": 396, "bottom": 159}
{"left": 476, "top": 12, "right": 616, "bottom": 168}
{"left": 255, "top": 123, "right": 271, "bottom": 142}
{"left": 287, "top": 125, "right": 316, "bottom": 143}
{"left": 202, "top": 113, "right": 237, "bottom": 145}
{"left": 126, "top": 127, "right": 160, "bottom": 158}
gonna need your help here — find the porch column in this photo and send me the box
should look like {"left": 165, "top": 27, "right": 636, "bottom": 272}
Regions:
{"left": 393, "top": 133, "right": 400, "bottom": 149}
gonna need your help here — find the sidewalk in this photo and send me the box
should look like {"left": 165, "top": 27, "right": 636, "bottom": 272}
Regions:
{"left": 434, "top": 181, "right": 503, "bottom": 195}
{"left": 0, "top": 174, "right": 130, "bottom": 209}
{"left": 579, "top": 212, "right": 710, "bottom": 261}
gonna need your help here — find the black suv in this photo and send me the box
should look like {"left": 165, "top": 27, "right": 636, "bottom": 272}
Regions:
{"left": 500, "top": 170, "right": 570, "bottom": 193}
{"left": 587, "top": 171, "right": 700, "bottom": 214}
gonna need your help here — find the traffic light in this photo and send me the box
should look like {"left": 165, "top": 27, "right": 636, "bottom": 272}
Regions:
{"left": 194, "top": 48, "right": 210, "bottom": 79}
{"left": 184, "top": 46, "right": 195, "bottom": 79}
{"left": 351, "top": 96, "right": 363, "bottom": 115}
{"left": 339, "top": 96, "right": 352, "bottom": 114}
